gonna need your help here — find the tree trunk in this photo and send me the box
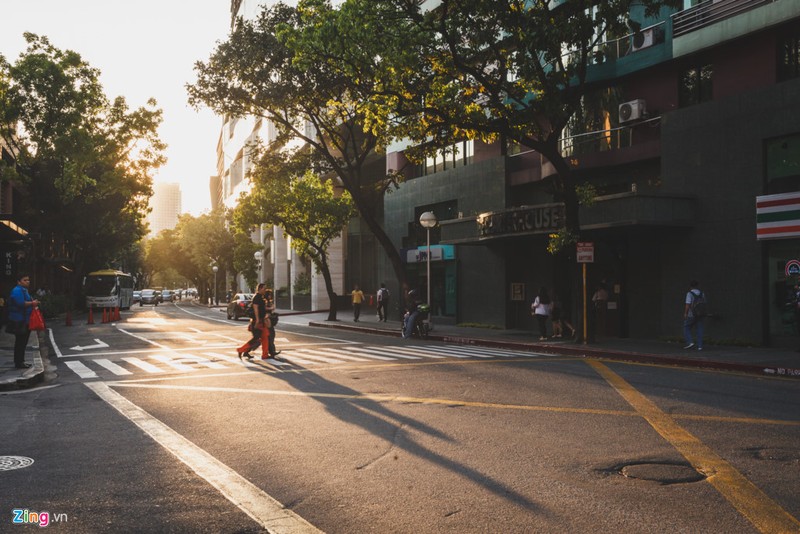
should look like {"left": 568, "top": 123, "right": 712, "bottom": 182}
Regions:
{"left": 318, "top": 252, "right": 339, "bottom": 321}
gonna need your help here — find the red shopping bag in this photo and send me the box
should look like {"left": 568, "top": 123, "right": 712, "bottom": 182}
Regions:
{"left": 28, "top": 307, "right": 46, "bottom": 331}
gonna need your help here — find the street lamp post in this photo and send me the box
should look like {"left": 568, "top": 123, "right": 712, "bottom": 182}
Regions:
{"left": 254, "top": 250, "right": 263, "bottom": 287}
{"left": 419, "top": 212, "right": 438, "bottom": 326}
{"left": 212, "top": 265, "right": 219, "bottom": 306}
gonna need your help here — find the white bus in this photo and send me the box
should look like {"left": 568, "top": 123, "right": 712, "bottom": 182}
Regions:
{"left": 84, "top": 270, "right": 135, "bottom": 310}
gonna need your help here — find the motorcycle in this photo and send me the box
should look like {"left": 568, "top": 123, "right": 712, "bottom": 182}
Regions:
{"left": 402, "top": 303, "right": 431, "bottom": 339}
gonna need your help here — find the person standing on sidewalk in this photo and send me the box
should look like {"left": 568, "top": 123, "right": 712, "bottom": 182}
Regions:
{"left": 351, "top": 284, "right": 364, "bottom": 322}
{"left": 376, "top": 283, "right": 390, "bottom": 322}
{"left": 531, "top": 287, "right": 552, "bottom": 341}
{"left": 7, "top": 273, "right": 39, "bottom": 369}
{"left": 683, "top": 280, "right": 706, "bottom": 351}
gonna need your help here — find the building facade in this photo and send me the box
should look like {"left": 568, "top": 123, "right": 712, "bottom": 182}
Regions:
{"left": 381, "top": 0, "right": 800, "bottom": 346}
{"left": 147, "top": 182, "right": 182, "bottom": 237}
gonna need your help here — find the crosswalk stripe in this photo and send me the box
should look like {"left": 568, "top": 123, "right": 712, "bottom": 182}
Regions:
{"left": 294, "top": 349, "right": 370, "bottom": 362}
{"left": 176, "top": 354, "right": 227, "bottom": 369}
{"left": 348, "top": 347, "right": 418, "bottom": 360}
{"left": 150, "top": 354, "right": 198, "bottom": 372}
{"left": 420, "top": 346, "right": 494, "bottom": 358}
{"left": 278, "top": 353, "right": 319, "bottom": 365}
{"left": 202, "top": 351, "right": 257, "bottom": 367}
{"left": 284, "top": 351, "right": 344, "bottom": 364}
{"left": 122, "top": 357, "right": 166, "bottom": 373}
{"left": 65, "top": 360, "right": 98, "bottom": 379}
{"left": 376, "top": 346, "right": 448, "bottom": 359}
{"left": 94, "top": 358, "right": 133, "bottom": 375}
{"left": 262, "top": 357, "right": 293, "bottom": 366}
{"left": 435, "top": 345, "right": 529, "bottom": 358}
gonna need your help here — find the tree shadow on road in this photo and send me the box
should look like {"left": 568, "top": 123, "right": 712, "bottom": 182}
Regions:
{"left": 262, "top": 363, "right": 542, "bottom": 514}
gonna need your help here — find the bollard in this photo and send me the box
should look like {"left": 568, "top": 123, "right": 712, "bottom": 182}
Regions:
{"left": 102, "top": 307, "right": 108, "bottom": 323}
{"left": 87, "top": 307, "right": 94, "bottom": 325}
{"left": 65, "top": 311, "right": 72, "bottom": 327}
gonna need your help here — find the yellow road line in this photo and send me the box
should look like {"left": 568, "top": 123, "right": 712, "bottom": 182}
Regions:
{"left": 588, "top": 360, "right": 800, "bottom": 534}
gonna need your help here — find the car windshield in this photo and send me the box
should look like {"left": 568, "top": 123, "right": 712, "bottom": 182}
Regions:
{"left": 142, "top": 290, "right": 155, "bottom": 296}
{"left": 85, "top": 276, "right": 118, "bottom": 296}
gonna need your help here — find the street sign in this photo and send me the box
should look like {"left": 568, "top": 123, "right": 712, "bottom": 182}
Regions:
{"left": 576, "top": 242, "right": 594, "bottom": 263}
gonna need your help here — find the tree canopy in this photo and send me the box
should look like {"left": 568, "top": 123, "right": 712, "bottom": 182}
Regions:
{"left": 0, "top": 33, "right": 165, "bottom": 283}
{"left": 234, "top": 146, "right": 356, "bottom": 320}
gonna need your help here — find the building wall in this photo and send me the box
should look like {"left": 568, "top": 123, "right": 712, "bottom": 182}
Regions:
{"left": 147, "top": 182, "right": 182, "bottom": 237}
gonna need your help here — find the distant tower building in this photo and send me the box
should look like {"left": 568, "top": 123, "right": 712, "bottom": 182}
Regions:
{"left": 148, "top": 182, "right": 182, "bottom": 237}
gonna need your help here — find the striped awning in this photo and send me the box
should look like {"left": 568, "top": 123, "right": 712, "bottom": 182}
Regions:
{"left": 756, "top": 192, "right": 800, "bottom": 240}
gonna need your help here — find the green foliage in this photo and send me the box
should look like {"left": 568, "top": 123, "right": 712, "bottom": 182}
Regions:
{"left": 38, "top": 293, "right": 69, "bottom": 318}
{"left": 547, "top": 228, "right": 578, "bottom": 255}
{"left": 575, "top": 183, "right": 597, "bottom": 207}
{"left": 294, "top": 271, "right": 311, "bottom": 295}
{"left": 1, "top": 34, "right": 164, "bottom": 276}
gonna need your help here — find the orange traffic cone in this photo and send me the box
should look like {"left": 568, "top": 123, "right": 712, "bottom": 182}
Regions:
{"left": 87, "top": 307, "right": 94, "bottom": 324}
{"left": 65, "top": 311, "right": 72, "bottom": 326}
{"left": 102, "top": 308, "right": 108, "bottom": 323}
{"left": 114, "top": 307, "right": 120, "bottom": 321}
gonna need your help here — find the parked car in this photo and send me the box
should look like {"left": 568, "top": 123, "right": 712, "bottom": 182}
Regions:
{"left": 140, "top": 289, "right": 159, "bottom": 306}
{"left": 132, "top": 290, "right": 141, "bottom": 304}
{"left": 226, "top": 293, "right": 254, "bottom": 320}
{"left": 161, "top": 289, "right": 175, "bottom": 302}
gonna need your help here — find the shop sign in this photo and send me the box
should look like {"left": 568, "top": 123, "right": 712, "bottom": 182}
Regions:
{"left": 756, "top": 191, "right": 800, "bottom": 240}
{"left": 404, "top": 244, "right": 455, "bottom": 263}
{"left": 477, "top": 204, "right": 564, "bottom": 238}
{"left": 786, "top": 259, "right": 800, "bottom": 277}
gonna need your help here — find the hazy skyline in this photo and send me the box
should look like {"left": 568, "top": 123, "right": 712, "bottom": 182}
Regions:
{"left": 0, "top": 1, "right": 232, "bottom": 215}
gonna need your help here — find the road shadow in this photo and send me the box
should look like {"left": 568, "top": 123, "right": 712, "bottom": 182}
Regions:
{"left": 246, "top": 359, "right": 542, "bottom": 514}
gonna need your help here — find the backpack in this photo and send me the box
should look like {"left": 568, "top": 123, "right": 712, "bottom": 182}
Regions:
{"left": 691, "top": 290, "right": 707, "bottom": 317}
{"left": 379, "top": 288, "right": 389, "bottom": 300}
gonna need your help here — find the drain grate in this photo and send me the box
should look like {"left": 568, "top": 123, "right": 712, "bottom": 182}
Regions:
{"left": 0, "top": 456, "right": 34, "bottom": 472}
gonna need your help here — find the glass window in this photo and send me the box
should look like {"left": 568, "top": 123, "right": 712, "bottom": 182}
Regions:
{"left": 766, "top": 133, "right": 800, "bottom": 194}
{"left": 778, "top": 32, "right": 800, "bottom": 82}
{"left": 679, "top": 64, "right": 713, "bottom": 107}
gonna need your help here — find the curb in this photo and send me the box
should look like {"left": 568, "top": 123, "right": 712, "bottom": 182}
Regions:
{"left": 308, "top": 321, "right": 800, "bottom": 379}
{"left": 0, "top": 332, "right": 46, "bottom": 392}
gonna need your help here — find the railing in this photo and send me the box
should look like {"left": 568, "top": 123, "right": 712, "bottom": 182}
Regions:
{"left": 557, "top": 117, "right": 661, "bottom": 158}
{"left": 672, "top": 0, "right": 777, "bottom": 37}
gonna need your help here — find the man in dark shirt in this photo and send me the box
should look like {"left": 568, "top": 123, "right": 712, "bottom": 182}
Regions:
{"left": 236, "top": 283, "right": 269, "bottom": 359}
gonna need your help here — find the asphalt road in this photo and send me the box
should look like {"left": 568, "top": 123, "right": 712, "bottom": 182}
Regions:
{"left": 2, "top": 302, "right": 798, "bottom": 533}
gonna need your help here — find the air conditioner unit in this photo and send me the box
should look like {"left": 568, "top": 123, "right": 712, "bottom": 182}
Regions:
{"left": 619, "top": 99, "right": 646, "bottom": 123}
{"left": 631, "top": 28, "right": 655, "bottom": 52}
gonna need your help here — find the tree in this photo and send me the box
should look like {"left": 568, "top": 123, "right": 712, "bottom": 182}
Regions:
{"left": 188, "top": 1, "right": 410, "bottom": 298}
{"left": 175, "top": 210, "right": 236, "bottom": 303}
{"left": 0, "top": 34, "right": 164, "bottom": 299}
{"left": 234, "top": 147, "right": 357, "bottom": 321}
{"left": 358, "top": 0, "right": 679, "bottom": 251}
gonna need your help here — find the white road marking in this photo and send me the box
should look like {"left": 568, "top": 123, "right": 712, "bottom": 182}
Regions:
{"left": 202, "top": 351, "right": 258, "bottom": 367}
{"left": 117, "top": 328, "right": 168, "bottom": 348}
{"left": 348, "top": 346, "right": 420, "bottom": 360}
{"left": 94, "top": 359, "right": 133, "bottom": 375}
{"left": 150, "top": 354, "right": 197, "bottom": 372}
{"left": 419, "top": 346, "right": 494, "bottom": 358}
{"left": 294, "top": 348, "right": 371, "bottom": 362}
{"left": 48, "top": 328, "right": 64, "bottom": 358}
{"left": 122, "top": 357, "right": 166, "bottom": 374}
{"left": 176, "top": 354, "right": 227, "bottom": 370}
{"left": 85, "top": 382, "right": 322, "bottom": 533}
{"left": 64, "top": 361, "right": 98, "bottom": 379}
{"left": 374, "top": 346, "right": 447, "bottom": 359}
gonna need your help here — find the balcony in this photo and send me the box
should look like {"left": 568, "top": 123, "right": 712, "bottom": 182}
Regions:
{"left": 673, "top": 0, "right": 778, "bottom": 37}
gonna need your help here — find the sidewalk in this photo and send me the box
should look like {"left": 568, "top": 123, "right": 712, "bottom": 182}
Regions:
{"left": 0, "top": 328, "right": 46, "bottom": 392}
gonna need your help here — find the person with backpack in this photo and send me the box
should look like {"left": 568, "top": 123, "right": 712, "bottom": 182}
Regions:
{"left": 683, "top": 280, "right": 707, "bottom": 350}
{"left": 376, "top": 283, "right": 390, "bottom": 322}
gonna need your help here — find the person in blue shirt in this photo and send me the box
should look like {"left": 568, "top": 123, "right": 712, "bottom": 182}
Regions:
{"left": 8, "top": 273, "right": 40, "bottom": 369}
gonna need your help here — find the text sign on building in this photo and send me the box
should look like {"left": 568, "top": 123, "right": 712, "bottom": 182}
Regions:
{"left": 576, "top": 242, "right": 594, "bottom": 263}
{"left": 756, "top": 191, "right": 800, "bottom": 240}
{"left": 477, "top": 204, "right": 564, "bottom": 238}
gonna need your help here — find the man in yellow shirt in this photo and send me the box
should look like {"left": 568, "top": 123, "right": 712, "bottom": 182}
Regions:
{"left": 351, "top": 284, "right": 364, "bottom": 322}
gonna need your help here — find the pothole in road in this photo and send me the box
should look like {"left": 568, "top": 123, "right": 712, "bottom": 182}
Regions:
{"left": 0, "top": 456, "right": 35, "bottom": 472}
{"left": 617, "top": 461, "right": 706, "bottom": 485}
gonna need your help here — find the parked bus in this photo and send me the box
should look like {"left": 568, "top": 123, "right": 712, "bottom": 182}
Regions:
{"left": 84, "top": 270, "right": 135, "bottom": 310}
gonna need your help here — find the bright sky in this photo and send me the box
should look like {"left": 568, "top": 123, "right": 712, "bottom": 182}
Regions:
{"left": 0, "top": 1, "right": 232, "bottom": 216}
